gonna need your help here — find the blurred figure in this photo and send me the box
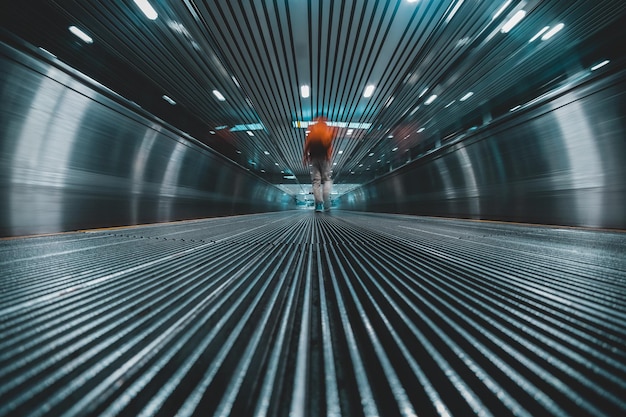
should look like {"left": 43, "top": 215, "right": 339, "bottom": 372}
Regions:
{"left": 303, "top": 117, "right": 334, "bottom": 212}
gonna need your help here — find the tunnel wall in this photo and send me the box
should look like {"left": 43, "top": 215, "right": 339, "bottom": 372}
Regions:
{"left": 0, "top": 41, "right": 293, "bottom": 237}
{"left": 338, "top": 70, "right": 626, "bottom": 229}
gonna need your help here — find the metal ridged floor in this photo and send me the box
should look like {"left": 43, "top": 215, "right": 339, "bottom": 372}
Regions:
{"left": 1, "top": 211, "right": 625, "bottom": 417}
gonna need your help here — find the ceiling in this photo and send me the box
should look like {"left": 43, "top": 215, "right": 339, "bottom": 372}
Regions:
{"left": 2, "top": 0, "right": 625, "bottom": 195}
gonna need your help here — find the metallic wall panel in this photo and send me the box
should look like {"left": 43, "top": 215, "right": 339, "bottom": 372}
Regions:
{"left": 0, "top": 42, "right": 293, "bottom": 237}
{"left": 338, "top": 72, "right": 626, "bottom": 229}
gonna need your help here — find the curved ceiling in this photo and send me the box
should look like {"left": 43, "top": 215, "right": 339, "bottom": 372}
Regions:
{"left": 1, "top": 0, "right": 625, "bottom": 190}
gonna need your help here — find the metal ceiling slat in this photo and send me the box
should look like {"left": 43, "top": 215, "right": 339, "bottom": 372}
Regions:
{"left": 20, "top": 1, "right": 626, "bottom": 187}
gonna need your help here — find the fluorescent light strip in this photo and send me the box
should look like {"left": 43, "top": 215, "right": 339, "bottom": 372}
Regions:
{"left": 424, "top": 94, "right": 437, "bottom": 105}
{"left": 541, "top": 23, "right": 564, "bottom": 41}
{"left": 591, "top": 60, "right": 609, "bottom": 71}
{"left": 501, "top": 10, "right": 526, "bottom": 33}
{"left": 230, "top": 123, "right": 264, "bottom": 132}
{"left": 363, "top": 84, "right": 375, "bottom": 98}
{"left": 212, "top": 90, "right": 226, "bottom": 101}
{"left": 162, "top": 95, "right": 176, "bottom": 105}
{"left": 446, "top": 0, "right": 464, "bottom": 23}
{"left": 69, "top": 26, "right": 93, "bottom": 44}
{"left": 300, "top": 84, "right": 310, "bottom": 98}
{"left": 133, "top": 0, "right": 158, "bottom": 20}
{"left": 529, "top": 26, "right": 550, "bottom": 42}
{"left": 460, "top": 92, "right": 473, "bottom": 101}
{"left": 292, "top": 121, "right": 372, "bottom": 129}
{"left": 493, "top": 0, "right": 512, "bottom": 20}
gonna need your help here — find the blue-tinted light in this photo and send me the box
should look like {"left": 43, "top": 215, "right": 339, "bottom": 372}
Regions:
{"left": 230, "top": 123, "right": 264, "bottom": 132}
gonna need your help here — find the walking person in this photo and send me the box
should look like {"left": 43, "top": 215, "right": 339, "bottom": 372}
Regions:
{"left": 303, "top": 117, "right": 334, "bottom": 212}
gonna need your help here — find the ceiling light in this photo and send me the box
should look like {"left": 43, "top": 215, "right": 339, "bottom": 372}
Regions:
{"left": 501, "top": 10, "right": 526, "bottom": 33}
{"left": 133, "top": 0, "right": 158, "bottom": 20}
{"left": 300, "top": 84, "right": 310, "bottom": 98}
{"left": 68, "top": 26, "right": 93, "bottom": 44}
{"left": 407, "top": 0, "right": 419, "bottom": 3}
{"left": 510, "top": 105, "right": 521, "bottom": 112}
{"left": 409, "top": 105, "right": 420, "bottom": 115}
{"left": 541, "top": 23, "right": 564, "bottom": 41}
{"left": 417, "top": 128, "right": 425, "bottom": 133}
{"left": 275, "top": 162, "right": 279, "bottom": 166}
{"left": 338, "top": 150, "right": 343, "bottom": 154}
{"left": 230, "top": 123, "right": 264, "bottom": 131}
{"left": 460, "top": 92, "right": 473, "bottom": 101}
{"left": 446, "top": 0, "right": 464, "bottom": 24}
{"left": 363, "top": 84, "right": 375, "bottom": 98}
{"left": 264, "top": 151, "right": 270, "bottom": 155}
{"left": 369, "top": 153, "right": 374, "bottom": 157}
{"left": 424, "top": 94, "right": 437, "bottom": 105}
{"left": 445, "top": 100, "right": 455, "bottom": 108}
{"left": 392, "top": 147, "right": 398, "bottom": 151}
{"left": 347, "top": 129, "right": 353, "bottom": 135}
{"left": 591, "top": 60, "right": 609, "bottom": 71}
{"left": 529, "top": 26, "right": 550, "bottom": 42}
{"left": 418, "top": 87, "right": 429, "bottom": 98}
{"left": 292, "top": 121, "right": 372, "bottom": 130}
{"left": 493, "top": 0, "right": 512, "bottom": 20}
{"left": 246, "top": 131, "right": 254, "bottom": 136}
{"left": 212, "top": 90, "right": 226, "bottom": 101}
{"left": 162, "top": 95, "right": 176, "bottom": 105}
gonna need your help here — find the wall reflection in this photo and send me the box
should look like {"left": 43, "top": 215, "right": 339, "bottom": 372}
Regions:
{"left": 0, "top": 43, "right": 292, "bottom": 237}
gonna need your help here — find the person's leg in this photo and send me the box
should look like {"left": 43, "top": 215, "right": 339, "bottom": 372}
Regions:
{"left": 310, "top": 160, "right": 323, "bottom": 210}
{"left": 321, "top": 160, "right": 332, "bottom": 211}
